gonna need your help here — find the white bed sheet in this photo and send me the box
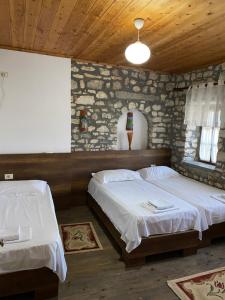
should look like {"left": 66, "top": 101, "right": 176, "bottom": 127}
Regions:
{"left": 88, "top": 178, "right": 202, "bottom": 253}
{"left": 0, "top": 180, "right": 67, "bottom": 281}
{"left": 146, "top": 174, "right": 225, "bottom": 231}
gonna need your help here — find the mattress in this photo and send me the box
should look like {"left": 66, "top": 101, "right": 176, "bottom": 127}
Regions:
{"left": 146, "top": 174, "right": 225, "bottom": 231}
{"left": 0, "top": 180, "right": 67, "bottom": 281}
{"left": 88, "top": 178, "right": 202, "bottom": 253}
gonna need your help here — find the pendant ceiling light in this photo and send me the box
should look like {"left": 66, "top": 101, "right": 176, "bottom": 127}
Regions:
{"left": 125, "top": 18, "right": 151, "bottom": 65}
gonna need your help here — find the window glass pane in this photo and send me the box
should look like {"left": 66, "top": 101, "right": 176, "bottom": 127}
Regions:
{"left": 211, "top": 127, "right": 219, "bottom": 163}
{"left": 199, "top": 127, "right": 212, "bottom": 162}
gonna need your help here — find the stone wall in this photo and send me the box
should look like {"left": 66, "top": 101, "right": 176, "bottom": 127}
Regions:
{"left": 171, "top": 63, "right": 225, "bottom": 189}
{"left": 71, "top": 60, "right": 174, "bottom": 151}
{"left": 71, "top": 59, "right": 225, "bottom": 189}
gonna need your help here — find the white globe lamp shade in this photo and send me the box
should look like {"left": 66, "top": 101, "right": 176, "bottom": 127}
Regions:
{"left": 125, "top": 41, "right": 151, "bottom": 65}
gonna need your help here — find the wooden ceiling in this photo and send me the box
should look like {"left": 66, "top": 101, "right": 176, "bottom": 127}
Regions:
{"left": 0, "top": 0, "right": 225, "bottom": 73}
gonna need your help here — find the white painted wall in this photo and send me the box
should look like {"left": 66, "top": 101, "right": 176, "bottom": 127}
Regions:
{"left": 0, "top": 49, "right": 71, "bottom": 153}
{"left": 117, "top": 110, "right": 148, "bottom": 150}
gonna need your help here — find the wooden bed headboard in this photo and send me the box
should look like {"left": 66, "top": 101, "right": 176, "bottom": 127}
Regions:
{"left": 0, "top": 149, "right": 171, "bottom": 209}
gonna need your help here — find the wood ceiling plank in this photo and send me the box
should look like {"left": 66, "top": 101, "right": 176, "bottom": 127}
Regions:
{"left": 74, "top": 0, "right": 166, "bottom": 59}
{"left": 147, "top": 1, "right": 225, "bottom": 50}
{"left": 43, "top": 0, "right": 78, "bottom": 52}
{"left": 9, "top": 0, "right": 26, "bottom": 47}
{"left": 23, "top": 0, "right": 42, "bottom": 49}
{"left": 1, "top": 0, "right": 225, "bottom": 73}
{"left": 148, "top": 20, "right": 225, "bottom": 71}
{"left": 73, "top": 0, "right": 225, "bottom": 71}
{"left": 72, "top": 0, "right": 148, "bottom": 58}
{"left": 53, "top": 0, "right": 97, "bottom": 54}
{"left": 33, "top": 0, "right": 61, "bottom": 50}
{"left": 84, "top": 0, "right": 188, "bottom": 61}
{"left": 65, "top": 0, "right": 118, "bottom": 56}
{"left": 153, "top": 19, "right": 224, "bottom": 58}
{"left": 95, "top": 0, "right": 225, "bottom": 72}
{"left": 0, "top": 0, "right": 11, "bottom": 45}
{"left": 93, "top": 1, "right": 209, "bottom": 65}
{"left": 168, "top": 50, "right": 225, "bottom": 74}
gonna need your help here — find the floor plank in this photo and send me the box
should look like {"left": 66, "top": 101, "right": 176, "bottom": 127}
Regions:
{"left": 3, "top": 205, "right": 225, "bottom": 300}
{"left": 56, "top": 206, "right": 225, "bottom": 300}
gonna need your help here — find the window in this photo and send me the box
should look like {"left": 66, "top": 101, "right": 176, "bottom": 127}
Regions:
{"left": 199, "top": 127, "right": 219, "bottom": 164}
{"left": 184, "top": 81, "right": 224, "bottom": 166}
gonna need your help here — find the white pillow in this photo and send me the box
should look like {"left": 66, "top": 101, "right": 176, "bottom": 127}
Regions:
{"left": 92, "top": 169, "right": 142, "bottom": 184}
{"left": 137, "top": 166, "right": 179, "bottom": 180}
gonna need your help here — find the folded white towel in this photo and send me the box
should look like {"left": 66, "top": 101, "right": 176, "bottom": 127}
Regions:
{"left": 147, "top": 199, "right": 174, "bottom": 210}
{"left": 5, "top": 226, "right": 32, "bottom": 245}
{"left": 141, "top": 202, "right": 178, "bottom": 214}
{"left": 211, "top": 194, "right": 225, "bottom": 204}
{"left": 0, "top": 228, "right": 19, "bottom": 242}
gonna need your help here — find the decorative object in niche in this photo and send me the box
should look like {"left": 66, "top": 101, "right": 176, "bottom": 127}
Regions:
{"left": 79, "top": 110, "right": 88, "bottom": 132}
{"left": 126, "top": 112, "right": 134, "bottom": 151}
{"left": 117, "top": 110, "right": 148, "bottom": 150}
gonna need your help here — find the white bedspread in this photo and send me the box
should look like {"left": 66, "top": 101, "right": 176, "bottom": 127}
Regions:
{"left": 0, "top": 180, "right": 67, "bottom": 281}
{"left": 146, "top": 175, "right": 225, "bottom": 231}
{"left": 88, "top": 179, "right": 202, "bottom": 253}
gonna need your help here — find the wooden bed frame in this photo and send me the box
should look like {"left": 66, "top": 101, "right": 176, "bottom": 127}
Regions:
{"left": 0, "top": 268, "right": 58, "bottom": 299}
{"left": 201, "top": 222, "right": 225, "bottom": 247}
{"left": 88, "top": 194, "right": 225, "bottom": 265}
{"left": 87, "top": 195, "right": 199, "bottom": 266}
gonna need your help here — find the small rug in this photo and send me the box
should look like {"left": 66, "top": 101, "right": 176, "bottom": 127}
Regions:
{"left": 60, "top": 222, "right": 103, "bottom": 254}
{"left": 168, "top": 267, "right": 225, "bottom": 300}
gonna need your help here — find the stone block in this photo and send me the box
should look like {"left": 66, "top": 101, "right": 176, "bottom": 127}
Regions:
{"left": 75, "top": 95, "right": 95, "bottom": 105}
{"left": 87, "top": 80, "right": 104, "bottom": 89}
{"left": 96, "top": 91, "right": 108, "bottom": 99}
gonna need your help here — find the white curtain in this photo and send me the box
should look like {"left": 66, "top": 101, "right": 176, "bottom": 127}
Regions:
{"left": 184, "top": 81, "right": 225, "bottom": 127}
{"left": 199, "top": 127, "right": 219, "bottom": 163}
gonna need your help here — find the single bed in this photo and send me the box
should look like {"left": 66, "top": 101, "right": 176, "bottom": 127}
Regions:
{"left": 140, "top": 166, "right": 225, "bottom": 245}
{"left": 88, "top": 173, "right": 202, "bottom": 266}
{"left": 0, "top": 180, "right": 67, "bottom": 299}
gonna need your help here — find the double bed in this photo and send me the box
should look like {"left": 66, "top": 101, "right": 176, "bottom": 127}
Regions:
{"left": 88, "top": 170, "right": 202, "bottom": 266}
{"left": 0, "top": 180, "right": 67, "bottom": 299}
{"left": 88, "top": 178, "right": 202, "bottom": 253}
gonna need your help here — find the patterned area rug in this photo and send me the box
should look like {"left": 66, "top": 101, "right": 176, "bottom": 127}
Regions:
{"left": 60, "top": 222, "right": 103, "bottom": 254}
{"left": 168, "top": 267, "right": 225, "bottom": 300}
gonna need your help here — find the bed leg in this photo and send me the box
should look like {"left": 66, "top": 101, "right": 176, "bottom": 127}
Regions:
{"left": 34, "top": 283, "right": 58, "bottom": 300}
{"left": 122, "top": 254, "right": 146, "bottom": 267}
{"left": 199, "top": 238, "right": 211, "bottom": 248}
{"left": 181, "top": 247, "right": 197, "bottom": 257}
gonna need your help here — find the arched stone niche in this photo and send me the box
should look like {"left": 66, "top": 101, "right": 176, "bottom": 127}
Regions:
{"left": 117, "top": 109, "right": 148, "bottom": 150}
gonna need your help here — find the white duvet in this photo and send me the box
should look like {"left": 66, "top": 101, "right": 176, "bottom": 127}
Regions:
{"left": 146, "top": 174, "right": 225, "bottom": 231}
{"left": 88, "top": 178, "right": 202, "bottom": 253}
{"left": 0, "top": 180, "right": 67, "bottom": 281}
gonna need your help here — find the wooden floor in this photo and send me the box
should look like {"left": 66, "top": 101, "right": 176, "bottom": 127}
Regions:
{"left": 3, "top": 205, "right": 225, "bottom": 300}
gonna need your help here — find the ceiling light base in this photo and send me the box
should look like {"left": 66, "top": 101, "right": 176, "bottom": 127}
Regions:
{"left": 134, "top": 18, "right": 144, "bottom": 30}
